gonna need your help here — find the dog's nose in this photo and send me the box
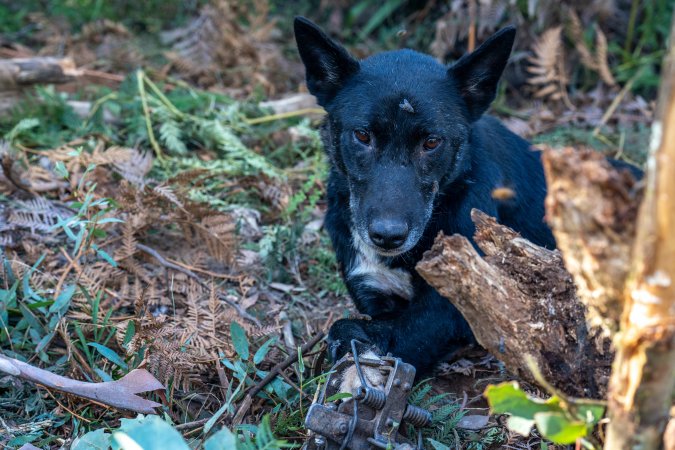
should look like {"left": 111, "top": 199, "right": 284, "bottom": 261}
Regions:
{"left": 368, "top": 218, "right": 409, "bottom": 250}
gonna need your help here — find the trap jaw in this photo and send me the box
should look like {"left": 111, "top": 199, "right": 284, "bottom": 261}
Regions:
{"left": 304, "top": 342, "right": 431, "bottom": 450}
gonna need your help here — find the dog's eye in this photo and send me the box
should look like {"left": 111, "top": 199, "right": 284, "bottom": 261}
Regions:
{"left": 423, "top": 137, "right": 441, "bottom": 151}
{"left": 354, "top": 129, "right": 371, "bottom": 145}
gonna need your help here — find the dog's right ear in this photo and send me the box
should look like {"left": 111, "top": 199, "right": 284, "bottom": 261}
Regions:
{"left": 448, "top": 26, "right": 516, "bottom": 121}
{"left": 294, "top": 17, "right": 360, "bottom": 106}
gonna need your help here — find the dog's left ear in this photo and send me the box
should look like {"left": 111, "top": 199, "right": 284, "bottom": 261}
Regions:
{"left": 294, "top": 17, "right": 360, "bottom": 106}
{"left": 449, "top": 26, "right": 516, "bottom": 121}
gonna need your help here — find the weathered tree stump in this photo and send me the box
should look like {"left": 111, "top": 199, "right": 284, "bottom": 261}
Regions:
{"left": 416, "top": 209, "right": 611, "bottom": 398}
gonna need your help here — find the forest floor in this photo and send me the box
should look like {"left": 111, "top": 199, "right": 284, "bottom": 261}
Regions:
{"left": 0, "top": 1, "right": 667, "bottom": 449}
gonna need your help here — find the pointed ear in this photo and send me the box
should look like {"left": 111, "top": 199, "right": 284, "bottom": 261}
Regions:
{"left": 449, "top": 26, "right": 516, "bottom": 121}
{"left": 294, "top": 17, "right": 360, "bottom": 106}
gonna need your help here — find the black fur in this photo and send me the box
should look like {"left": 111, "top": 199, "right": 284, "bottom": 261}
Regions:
{"left": 293, "top": 17, "right": 638, "bottom": 375}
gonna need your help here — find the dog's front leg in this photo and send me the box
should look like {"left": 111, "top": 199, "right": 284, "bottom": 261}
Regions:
{"left": 328, "top": 285, "right": 473, "bottom": 378}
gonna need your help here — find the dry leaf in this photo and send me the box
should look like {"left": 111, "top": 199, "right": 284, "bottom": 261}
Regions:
{"left": 457, "top": 414, "right": 490, "bottom": 430}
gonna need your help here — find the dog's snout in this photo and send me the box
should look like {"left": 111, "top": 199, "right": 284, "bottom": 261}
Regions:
{"left": 368, "top": 218, "right": 409, "bottom": 250}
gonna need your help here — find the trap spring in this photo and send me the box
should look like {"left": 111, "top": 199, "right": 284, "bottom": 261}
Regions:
{"left": 303, "top": 341, "right": 431, "bottom": 450}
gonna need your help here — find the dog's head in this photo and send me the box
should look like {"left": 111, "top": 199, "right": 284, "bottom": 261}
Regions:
{"left": 295, "top": 17, "right": 515, "bottom": 256}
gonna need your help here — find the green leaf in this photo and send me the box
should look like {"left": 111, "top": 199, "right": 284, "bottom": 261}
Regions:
{"left": 576, "top": 403, "right": 605, "bottom": 424}
{"left": 72, "top": 428, "right": 112, "bottom": 450}
{"left": 54, "top": 161, "right": 69, "bottom": 179}
{"left": 5, "top": 117, "right": 39, "bottom": 143}
{"left": 89, "top": 343, "right": 128, "bottom": 370}
{"left": 26, "top": 300, "right": 54, "bottom": 310}
{"left": 534, "top": 412, "right": 589, "bottom": 444}
{"left": 297, "top": 345, "right": 305, "bottom": 373}
{"left": 358, "top": 0, "right": 405, "bottom": 40}
{"left": 91, "top": 228, "right": 108, "bottom": 239}
{"left": 72, "top": 226, "right": 86, "bottom": 256}
{"left": 112, "top": 416, "right": 189, "bottom": 450}
{"left": 92, "top": 244, "right": 118, "bottom": 267}
{"left": 486, "top": 382, "right": 562, "bottom": 437}
{"left": 427, "top": 438, "right": 451, "bottom": 450}
{"left": 35, "top": 331, "right": 55, "bottom": 353}
{"left": 22, "top": 254, "right": 46, "bottom": 302}
{"left": 95, "top": 367, "right": 114, "bottom": 382}
{"left": 123, "top": 321, "right": 136, "bottom": 348}
{"left": 50, "top": 284, "right": 76, "bottom": 317}
{"left": 204, "top": 427, "right": 237, "bottom": 450}
{"left": 19, "top": 303, "right": 45, "bottom": 334}
{"left": 230, "top": 321, "right": 249, "bottom": 361}
{"left": 96, "top": 217, "right": 125, "bottom": 224}
{"left": 204, "top": 381, "right": 243, "bottom": 435}
{"left": 486, "top": 382, "right": 561, "bottom": 419}
{"left": 253, "top": 337, "right": 275, "bottom": 365}
{"left": 326, "top": 392, "right": 353, "bottom": 402}
{"left": 8, "top": 433, "right": 40, "bottom": 446}
{"left": 506, "top": 416, "right": 536, "bottom": 436}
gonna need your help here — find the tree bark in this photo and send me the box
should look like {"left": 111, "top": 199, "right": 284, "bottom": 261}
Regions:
{"left": 416, "top": 209, "right": 611, "bottom": 398}
{"left": 603, "top": 12, "right": 675, "bottom": 450}
{"left": 541, "top": 147, "right": 642, "bottom": 336}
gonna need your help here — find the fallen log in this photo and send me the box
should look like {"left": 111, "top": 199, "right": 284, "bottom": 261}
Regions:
{"left": 416, "top": 209, "right": 612, "bottom": 398}
{"left": 0, "top": 57, "right": 80, "bottom": 90}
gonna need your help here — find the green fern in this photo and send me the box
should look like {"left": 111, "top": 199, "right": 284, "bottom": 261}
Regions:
{"left": 421, "top": 393, "right": 451, "bottom": 410}
{"left": 4, "top": 117, "right": 40, "bottom": 143}
{"left": 196, "top": 118, "right": 278, "bottom": 177}
{"left": 239, "top": 415, "right": 294, "bottom": 450}
{"left": 156, "top": 107, "right": 188, "bottom": 155}
{"left": 407, "top": 381, "right": 467, "bottom": 450}
{"left": 408, "top": 383, "right": 433, "bottom": 406}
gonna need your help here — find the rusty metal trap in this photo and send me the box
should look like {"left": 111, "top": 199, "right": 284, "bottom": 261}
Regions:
{"left": 303, "top": 341, "right": 432, "bottom": 450}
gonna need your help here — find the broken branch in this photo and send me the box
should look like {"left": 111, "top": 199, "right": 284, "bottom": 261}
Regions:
{"left": 0, "top": 354, "right": 164, "bottom": 414}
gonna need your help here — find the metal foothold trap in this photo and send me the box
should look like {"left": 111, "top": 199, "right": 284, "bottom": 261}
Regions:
{"left": 303, "top": 341, "right": 431, "bottom": 450}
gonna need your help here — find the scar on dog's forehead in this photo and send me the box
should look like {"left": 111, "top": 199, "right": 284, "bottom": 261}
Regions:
{"left": 399, "top": 98, "right": 415, "bottom": 114}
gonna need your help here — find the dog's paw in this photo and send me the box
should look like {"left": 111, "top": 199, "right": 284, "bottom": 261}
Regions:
{"left": 338, "top": 350, "right": 386, "bottom": 395}
{"left": 327, "top": 318, "right": 374, "bottom": 362}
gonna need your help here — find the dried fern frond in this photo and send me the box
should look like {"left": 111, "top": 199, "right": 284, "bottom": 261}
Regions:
{"left": 430, "top": 0, "right": 509, "bottom": 61}
{"left": 189, "top": 215, "right": 237, "bottom": 264}
{"left": 152, "top": 184, "right": 185, "bottom": 210}
{"left": 110, "top": 147, "right": 154, "bottom": 185}
{"left": 161, "top": 0, "right": 286, "bottom": 92}
{"left": 594, "top": 28, "right": 616, "bottom": 86}
{"left": 527, "top": 27, "right": 573, "bottom": 109}
{"left": 257, "top": 178, "right": 292, "bottom": 212}
{"left": 567, "top": 10, "right": 616, "bottom": 86}
{"left": 118, "top": 221, "right": 138, "bottom": 261}
{"left": 23, "top": 165, "right": 68, "bottom": 193}
{"left": 8, "top": 197, "right": 66, "bottom": 234}
{"left": 45, "top": 143, "right": 152, "bottom": 187}
{"left": 80, "top": 19, "right": 130, "bottom": 42}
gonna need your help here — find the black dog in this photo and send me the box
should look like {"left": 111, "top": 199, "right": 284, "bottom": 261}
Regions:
{"left": 293, "top": 18, "right": 570, "bottom": 375}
